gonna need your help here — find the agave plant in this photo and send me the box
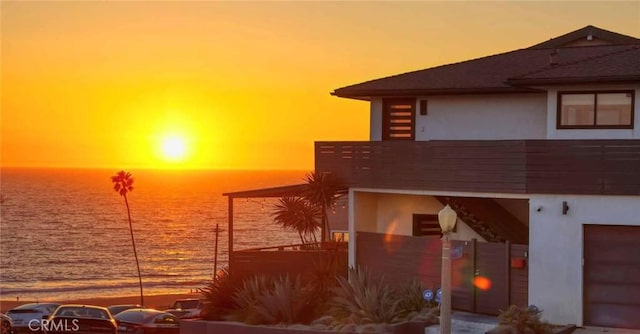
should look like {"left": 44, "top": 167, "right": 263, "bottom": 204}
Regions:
{"left": 228, "top": 275, "right": 275, "bottom": 324}
{"left": 199, "top": 268, "right": 237, "bottom": 320}
{"left": 330, "top": 267, "right": 401, "bottom": 324}
{"left": 254, "top": 275, "right": 315, "bottom": 325}
{"left": 396, "top": 279, "right": 433, "bottom": 319}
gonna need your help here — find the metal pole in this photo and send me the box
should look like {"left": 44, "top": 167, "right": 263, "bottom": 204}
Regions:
{"left": 228, "top": 197, "right": 234, "bottom": 274}
{"left": 440, "top": 233, "right": 452, "bottom": 334}
{"left": 213, "top": 224, "right": 219, "bottom": 283}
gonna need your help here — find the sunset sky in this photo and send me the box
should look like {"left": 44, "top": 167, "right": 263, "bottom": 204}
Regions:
{"left": 2, "top": 1, "right": 639, "bottom": 170}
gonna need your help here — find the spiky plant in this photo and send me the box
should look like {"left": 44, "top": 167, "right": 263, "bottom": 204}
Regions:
{"left": 498, "top": 305, "right": 553, "bottom": 334}
{"left": 330, "top": 267, "right": 401, "bottom": 324}
{"left": 307, "top": 247, "right": 343, "bottom": 317}
{"left": 396, "top": 279, "right": 433, "bottom": 319}
{"left": 254, "top": 275, "right": 315, "bottom": 325}
{"left": 228, "top": 275, "right": 275, "bottom": 324}
{"left": 111, "top": 170, "right": 143, "bottom": 306}
{"left": 199, "top": 268, "right": 237, "bottom": 320}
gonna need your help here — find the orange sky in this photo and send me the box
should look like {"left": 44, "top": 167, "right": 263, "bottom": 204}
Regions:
{"left": 2, "top": 1, "right": 639, "bottom": 170}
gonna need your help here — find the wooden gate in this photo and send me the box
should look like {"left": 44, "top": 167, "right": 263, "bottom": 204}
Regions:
{"left": 356, "top": 232, "right": 529, "bottom": 316}
{"left": 451, "top": 239, "right": 529, "bottom": 315}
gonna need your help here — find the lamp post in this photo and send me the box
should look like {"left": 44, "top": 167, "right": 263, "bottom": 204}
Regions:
{"left": 438, "top": 204, "right": 457, "bottom": 334}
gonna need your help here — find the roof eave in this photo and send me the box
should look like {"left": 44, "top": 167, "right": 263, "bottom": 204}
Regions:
{"left": 331, "top": 86, "right": 542, "bottom": 99}
{"left": 507, "top": 76, "right": 640, "bottom": 86}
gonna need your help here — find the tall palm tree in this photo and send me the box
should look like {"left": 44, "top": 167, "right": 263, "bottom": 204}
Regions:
{"left": 111, "top": 170, "right": 144, "bottom": 305}
{"left": 303, "top": 172, "right": 341, "bottom": 243}
{"left": 272, "top": 196, "right": 320, "bottom": 244}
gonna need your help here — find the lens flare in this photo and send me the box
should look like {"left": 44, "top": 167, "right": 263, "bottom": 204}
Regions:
{"left": 473, "top": 276, "right": 492, "bottom": 290}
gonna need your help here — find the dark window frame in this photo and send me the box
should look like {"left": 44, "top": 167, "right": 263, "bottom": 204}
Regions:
{"left": 556, "top": 90, "right": 635, "bottom": 129}
{"left": 382, "top": 98, "right": 416, "bottom": 140}
{"left": 412, "top": 214, "right": 454, "bottom": 237}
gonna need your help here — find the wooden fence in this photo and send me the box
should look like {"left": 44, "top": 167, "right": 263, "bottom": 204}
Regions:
{"left": 230, "top": 248, "right": 348, "bottom": 281}
{"left": 356, "top": 232, "right": 528, "bottom": 315}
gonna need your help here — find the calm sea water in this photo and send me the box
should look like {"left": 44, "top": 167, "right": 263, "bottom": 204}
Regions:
{"left": 0, "top": 168, "right": 305, "bottom": 301}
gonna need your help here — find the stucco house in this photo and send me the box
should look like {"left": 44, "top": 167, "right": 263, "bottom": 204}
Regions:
{"left": 315, "top": 25, "right": 640, "bottom": 329}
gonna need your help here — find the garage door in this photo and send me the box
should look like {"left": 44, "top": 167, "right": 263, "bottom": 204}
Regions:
{"left": 584, "top": 225, "right": 640, "bottom": 329}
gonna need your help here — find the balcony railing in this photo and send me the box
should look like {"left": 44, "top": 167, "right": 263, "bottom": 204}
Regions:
{"left": 315, "top": 140, "right": 640, "bottom": 195}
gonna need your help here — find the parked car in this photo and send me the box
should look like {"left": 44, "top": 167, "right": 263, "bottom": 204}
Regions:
{"left": 6, "top": 303, "right": 59, "bottom": 333}
{"left": 163, "top": 299, "right": 205, "bottom": 319}
{"left": 114, "top": 309, "right": 179, "bottom": 334}
{"left": 107, "top": 305, "right": 143, "bottom": 316}
{"left": 44, "top": 305, "right": 116, "bottom": 334}
{"left": 1, "top": 313, "right": 12, "bottom": 334}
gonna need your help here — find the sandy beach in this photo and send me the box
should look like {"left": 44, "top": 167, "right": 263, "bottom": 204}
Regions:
{"left": 0, "top": 292, "right": 201, "bottom": 313}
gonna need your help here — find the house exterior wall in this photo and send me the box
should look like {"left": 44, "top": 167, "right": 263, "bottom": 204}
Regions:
{"left": 416, "top": 94, "right": 547, "bottom": 140}
{"left": 368, "top": 86, "right": 640, "bottom": 142}
{"left": 350, "top": 189, "right": 487, "bottom": 268}
{"left": 354, "top": 191, "right": 484, "bottom": 240}
{"left": 368, "top": 94, "right": 547, "bottom": 141}
{"left": 370, "top": 97, "right": 383, "bottom": 141}
{"left": 545, "top": 85, "right": 640, "bottom": 140}
{"left": 528, "top": 194, "right": 640, "bottom": 326}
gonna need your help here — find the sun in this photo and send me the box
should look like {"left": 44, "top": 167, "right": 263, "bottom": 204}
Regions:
{"left": 161, "top": 136, "right": 187, "bottom": 162}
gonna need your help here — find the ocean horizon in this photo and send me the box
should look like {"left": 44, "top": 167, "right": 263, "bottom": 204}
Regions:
{"left": 0, "top": 167, "right": 307, "bottom": 301}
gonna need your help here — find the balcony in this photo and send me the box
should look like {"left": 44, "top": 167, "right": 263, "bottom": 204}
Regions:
{"left": 315, "top": 140, "right": 640, "bottom": 196}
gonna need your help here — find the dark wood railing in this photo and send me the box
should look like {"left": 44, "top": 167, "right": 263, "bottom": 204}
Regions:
{"left": 315, "top": 140, "right": 640, "bottom": 195}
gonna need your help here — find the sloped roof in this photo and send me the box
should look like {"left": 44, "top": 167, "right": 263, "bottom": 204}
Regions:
{"left": 332, "top": 26, "right": 640, "bottom": 100}
{"left": 508, "top": 45, "right": 640, "bottom": 85}
{"left": 528, "top": 25, "right": 640, "bottom": 49}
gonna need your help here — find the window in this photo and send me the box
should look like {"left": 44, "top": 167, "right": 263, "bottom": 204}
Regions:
{"left": 558, "top": 91, "right": 634, "bottom": 129}
{"left": 412, "top": 214, "right": 454, "bottom": 237}
{"left": 383, "top": 98, "right": 415, "bottom": 140}
{"left": 331, "top": 231, "right": 349, "bottom": 242}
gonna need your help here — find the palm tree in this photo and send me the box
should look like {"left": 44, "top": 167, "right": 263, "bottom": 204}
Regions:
{"left": 272, "top": 196, "right": 320, "bottom": 244}
{"left": 303, "top": 172, "right": 341, "bottom": 243}
{"left": 111, "top": 170, "right": 144, "bottom": 305}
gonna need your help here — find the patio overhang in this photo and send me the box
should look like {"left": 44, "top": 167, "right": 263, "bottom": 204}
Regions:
{"left": 223, "top": 183, "right": 348, "bottom": 272}
{"left": 223, "top": 183, "right": 309, "bottom": 199}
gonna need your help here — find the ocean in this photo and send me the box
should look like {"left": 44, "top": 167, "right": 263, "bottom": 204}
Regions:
{"left": 0, "top": 168, "right": 305, "bottom": 301}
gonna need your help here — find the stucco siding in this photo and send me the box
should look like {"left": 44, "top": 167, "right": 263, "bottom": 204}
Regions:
{"left": 417, "top": 94, "right": 547, "bottom": 140}
{"left": 370, "top": 97, "right": 383, "bottom": 141}
{"left": 528, "top": 195, "right": 640, "bottom": 326}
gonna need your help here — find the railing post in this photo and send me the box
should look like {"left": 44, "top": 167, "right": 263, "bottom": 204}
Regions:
{"left": 506, "top": 240, "right": 511, "bottom": 307}
{"left": 471, "top": 238, "right": 477, "bottom": 313}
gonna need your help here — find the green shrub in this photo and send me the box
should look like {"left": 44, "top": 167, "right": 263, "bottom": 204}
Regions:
{"left": 330, "top": 267, "right": 401, "bottom": 324}
{"left": 497, "top": 305, "right": 553, "bottom": 334}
